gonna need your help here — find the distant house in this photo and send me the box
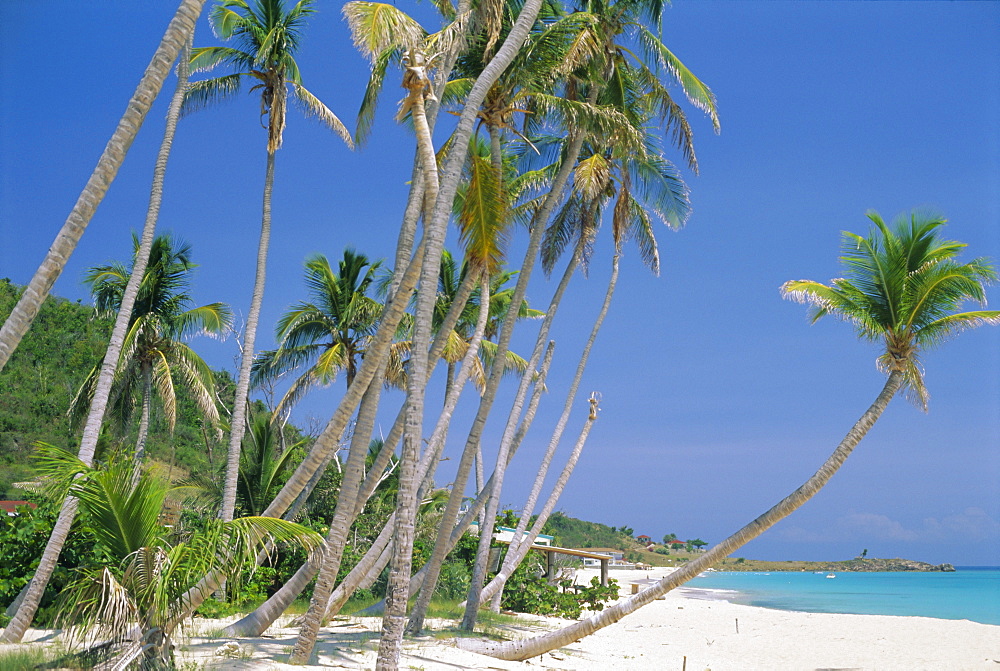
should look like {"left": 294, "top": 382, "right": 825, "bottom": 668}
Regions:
{"left": 1, "top": 501, "right": 36, "bottom": 517}
{"left": 636, "top": 534, "right": 651, "bottom": 542}
{"left": 668, "top": 540, "right": 687, "bottom": 550}
{"left": 468, "top": 522, "right": 554, "bottom": 547}
{"left": 576, "top": 548, "right": 627, "bottom": 568}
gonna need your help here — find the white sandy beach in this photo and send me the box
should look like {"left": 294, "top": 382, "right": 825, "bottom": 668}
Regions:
{"left": 5, "top": 566, "right": 998, "bottom": 670}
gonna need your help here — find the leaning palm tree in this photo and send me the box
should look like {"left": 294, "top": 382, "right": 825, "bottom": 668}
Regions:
{"left": 457, "top": 210, "right": 998, "bottom": 660}
{"left": 0, "top": 39, "right": 204, "bottom": 642}
{"left": 0, "top": 0, "right": 206, "bottom": 374}
{"left": 183, "top": 0, "right": 353, "bottom": 525}
{"left": 69, "top": 234, "right": 231, "bottom": 478}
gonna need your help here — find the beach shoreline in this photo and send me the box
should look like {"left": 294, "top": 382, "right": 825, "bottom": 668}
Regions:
{"left": 4, "top": 566, "right": 998, "bottom": 670}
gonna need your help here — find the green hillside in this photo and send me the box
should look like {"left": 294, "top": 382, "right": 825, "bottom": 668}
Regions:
{"left": 0, "top": 280, "right": 231, "bottom": 495}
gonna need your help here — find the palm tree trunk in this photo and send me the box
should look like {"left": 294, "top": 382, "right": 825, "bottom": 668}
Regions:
{"left": 405, "top": 276, "right": 492, "bottom": 634}
{"left": 288, "top": 366, "right": 390, "bottom": 662}
{"left": 0, "top": 34, "right": 197, "bottom": 643}
{"left": 375, "top": 87, "right": 443, "bottom": 670}
{"left": 220, "top": 249, "right": 478, "bottom": 638}
{"left": 457, "top": 371, "right": 904, "bottom": 660}
{"left": 460, "top": 247, "right": 586, "bottom": 629}
{"left": 325, "top": 517, "right": 394, "bottom": 616}
{"left": 220, "top": 148, "right": 275, "bottom": 524}
{"left": 0, "top": 0, "right": 205, "bottom": 373}
{"left": 485, "top": 251, "right": 614, "bottom": 606}
{"left": 490, "top": 396, "right": 597, "bottom": 610}
{"left": 132, "top": 362, "right": 154, "bottom": 485}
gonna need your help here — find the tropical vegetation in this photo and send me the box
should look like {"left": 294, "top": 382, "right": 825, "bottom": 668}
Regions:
{"left": 2, "top": 0, "right": 997, "bottom": 669}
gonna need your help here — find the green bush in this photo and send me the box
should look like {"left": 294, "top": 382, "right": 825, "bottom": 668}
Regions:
{"left": 500, "top": 558, "right": 619, "bottom": 619}
{"left": 0, "top": 498, "right": 103, "bottom": 626}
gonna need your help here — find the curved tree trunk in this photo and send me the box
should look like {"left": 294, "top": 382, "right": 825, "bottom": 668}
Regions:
{"left": 0, "top": 0, "right": 205, "bottom": 373}
{"left": 132, "top": 362, "right": 154, "bottom": 485}
{"left": 221, "top": 249, "right": 479, "bottom": 638}
{"left": 485, "top": 253, "right": 617, "bottom": 607}
{"left": 288, "top": 364, "right": 391, "bottom": 661}
{"left": 460, "top": 247, "right": 586, "bottom": 630}
{"left": 220, "top": 148, "right": 275, "bottom": 524}
{"left": 325, "top": 511, "right": 395, "bottom": 616}
{"left": 375, "top": 82, "right": 444, "bottom": 670}
{"left": 405, "top": 276, "right": 492, "bottom": 633}
{"left": 489, "top": 404, "right": 595, "bottom": 610}
{"left": 0, "top": 31, "right": 197, "bottom": 642}
{"left": 457, "top": 371, "right": 904, "bottom": 660}
{"left": 260, "top": 239, "right": 424, "bottom": 522}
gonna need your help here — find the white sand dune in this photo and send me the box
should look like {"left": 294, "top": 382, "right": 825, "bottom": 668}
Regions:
{"left": 5, "top": 566, "right": 998, "bottom": 670}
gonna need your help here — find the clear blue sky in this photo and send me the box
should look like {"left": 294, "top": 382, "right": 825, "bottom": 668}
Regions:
{"left": 2, "top": 1, "right": 998, "bottom": 565}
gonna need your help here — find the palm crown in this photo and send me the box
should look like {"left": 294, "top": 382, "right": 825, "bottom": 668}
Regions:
{"left": 252, "top": 249, "right": 384, "bottom": 416}
{"left": 782, "top": 210, "right": 999, "bottom": 409}
{"left": 70, "top": 234, "right": 232, "bottom": 435}
{"left": 186, "top": 0, "right": 352, "bottom": 152}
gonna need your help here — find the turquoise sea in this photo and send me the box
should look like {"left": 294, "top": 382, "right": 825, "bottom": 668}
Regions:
{"left": 684, "top": 567, "right": 1000, "bottom": 626}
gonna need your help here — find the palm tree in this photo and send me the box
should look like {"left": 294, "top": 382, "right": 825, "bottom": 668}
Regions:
{"left": 251, "top": 250, "right": 385, "bottom": 417}
{"left": 184, "top": 0, "right": 353, "bottom": 525}
{"left": 0, "top": 39, "right": 204, "bottom": 642}
{"left": 0, "top": 0, "right": 207, "bottom": 374}
{"left": 457, "top": 210, "right": 998, "bottom": 660}
{"left": 236, "top": 410, "right": 306, "bottom": 517}
{"left": 33, "top": 443, "right": 321, "bottom": 669}
{"left": 70, "top": 234, "right": 231, "bottom": 478}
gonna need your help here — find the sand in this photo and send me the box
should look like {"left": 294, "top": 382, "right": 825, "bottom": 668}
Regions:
{"left": 5, "top": 566, "right": 998, "bottom": 670}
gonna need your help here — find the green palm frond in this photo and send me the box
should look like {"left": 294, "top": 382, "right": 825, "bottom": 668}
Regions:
{"left": 636, "top": 25, "right": 719, "bottom": 132}
{"left": 210, "top": 1, "right": 255, "bottom": 40}
{"left": 168, "top": 343, "right": 222, "bottom": 429}
{"left": 541, "top": 193, "right": 585, "bottom": 275}
{"left": 252, "top": 343, "right": 325, "bottom": 391}
{"left": 627, "top": 150, "right": 690, "bottom": 229}
{"left": 782, "top": 209, "right": 998, "bottom": 410}
{"left": 151, "top": 351, "right": 178, "bottom": 433}
{"left": 356, "top": 47, "right": 400, "bottom": 145}
{"left": 181, "top": 74, "right": 245, "bottom": 116}
{"left": 189, "top": 46, "right": 254, "bottom": 73}
{"left": 174, "top": 302, "right": 233, "bottom": 339}
{"left": 456, "top": 147, "right": 508, "bottom": 275}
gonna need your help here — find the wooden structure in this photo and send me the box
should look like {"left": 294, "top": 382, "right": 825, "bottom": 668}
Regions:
{"left": 493, "top": 540, "right": 612, "bottom": 586}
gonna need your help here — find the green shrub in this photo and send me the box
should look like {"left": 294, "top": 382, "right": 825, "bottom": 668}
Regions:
{"left": 500, "top": 559, "right": 619, "bottom": 619}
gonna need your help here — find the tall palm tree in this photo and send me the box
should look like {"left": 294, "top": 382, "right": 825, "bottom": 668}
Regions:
{"left": 184, "top": 0, "right": 353, "bottom": 525}
{"left": 0, "top": 0, "right": 207, "bottom": 374}
{"left": 70, "top": 234, "right": 231, "bottom": 478}
{"left": 251, "top": 250, "right": 385, "bottom": 417}
{"left": 457, "top": 210, "right": 998, "bottom": 660}
{"left": 0, "top": 37, "right": 204, "bottom": 642}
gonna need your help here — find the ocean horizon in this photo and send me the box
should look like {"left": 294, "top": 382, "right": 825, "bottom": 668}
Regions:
{"left": 683, "top": 566, "right": 1000, "bottom": 626}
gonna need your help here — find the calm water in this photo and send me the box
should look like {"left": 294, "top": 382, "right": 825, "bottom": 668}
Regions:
{"left": 684, "top": 567, "right": 1000, "bottom": 625}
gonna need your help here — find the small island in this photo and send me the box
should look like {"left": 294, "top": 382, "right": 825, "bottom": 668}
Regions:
{"left": 712, "top": 557, "right": 956, "bottom": 572}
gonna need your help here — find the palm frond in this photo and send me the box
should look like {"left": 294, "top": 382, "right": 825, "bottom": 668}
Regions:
{"left": 343, "top": 1, "right": 426, "bottom": 62}
{"left": 292, "top": 83, "right": 354, "bottom": 148}
{"left": 181, "top": 74, "right": 245, "bottom": 116}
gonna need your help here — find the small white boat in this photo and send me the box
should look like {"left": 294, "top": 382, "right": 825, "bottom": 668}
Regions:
{"left": 825, "top": 573, "right": 836, "bottom": 579}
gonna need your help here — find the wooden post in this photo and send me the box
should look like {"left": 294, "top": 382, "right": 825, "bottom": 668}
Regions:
{"left": 546, "top": 550, "right": 555, "bottom": 580}
{"left": 600, "top": 558, "right": 608, "bottom": 586}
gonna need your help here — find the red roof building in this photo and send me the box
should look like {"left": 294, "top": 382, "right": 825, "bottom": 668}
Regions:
{"left": 1, "top": 501, "right": 36, "bottom": 516}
